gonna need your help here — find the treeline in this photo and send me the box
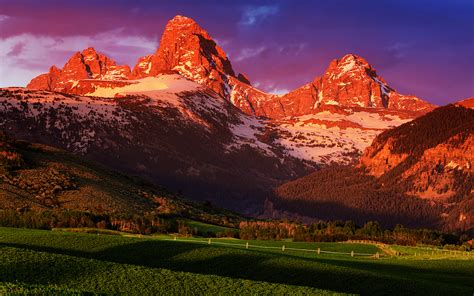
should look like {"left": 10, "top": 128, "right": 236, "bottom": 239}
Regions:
{"left": 239, "top": 220, "right": 473, "bottom": 250}
{"left": 1, "top": 209, "right": 471, "bottom": 249}
{"left": 0, "top": 209, "right": 237, "bottom": 238}
{"left": 0, "top": 209, "right": 178, "bottom": 234}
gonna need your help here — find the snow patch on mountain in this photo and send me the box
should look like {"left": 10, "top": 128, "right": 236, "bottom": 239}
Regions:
{"left": 0, "top": 88, "right": 133, "bottom": 153}
{"left": 270, "top": 109, "right": 413, "bottom": 164}
{"left": 228, "top": 115, "right": 275, "bottom": 156}
{"left": 86, "top": 75, "right": 196, "bottom": 97}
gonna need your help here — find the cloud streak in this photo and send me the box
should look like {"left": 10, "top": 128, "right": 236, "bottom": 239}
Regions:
{"left": 234, "top": 46, "right": 267, "bottom": 62}
{"left": 0, "top": 15, "right": 9, "bottom": 22}
{"left": 239, "top": 5, "right": 279, "bottom": 26}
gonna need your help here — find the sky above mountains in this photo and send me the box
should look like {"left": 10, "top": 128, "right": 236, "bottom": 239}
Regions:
{"left": 0, "top": 0, "right": 472, "bottom": 104}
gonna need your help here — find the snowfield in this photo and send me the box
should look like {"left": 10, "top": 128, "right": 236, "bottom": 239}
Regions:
{"left": 86, "top": 75, "right": 197, "bottom": 98}
{"left": 270, "top": 109, "right": 410, "bottom": 164}
{"left": 1, "top": 73, "right": 416, "bottom": 165}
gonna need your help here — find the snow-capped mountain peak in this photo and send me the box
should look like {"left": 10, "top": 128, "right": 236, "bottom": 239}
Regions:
{"left": 21, "top": 14, "right": 435, "bottom": 170}
{"left": 27, "top": 47, "right": 131, "bottom": 93}
{"left": 331, "top": 54, "right": 370, "bottom": 78}
{"left": 131, "top": 15, "right": 243, "bottom": 100}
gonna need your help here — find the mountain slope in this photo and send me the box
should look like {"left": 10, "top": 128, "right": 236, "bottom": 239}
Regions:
{"left": 0, "top": 81, "right": 312, "bottom": 213}
{"left": 271, "top": 166, "right": 441, "bottom": 228}
{"left": 0, "top": 131, "right": 242, "bottom": 227}
{"left": 272, "top": 103, "right": 474, "bottom": 231}
{"left": 360, "top": 103, "right": 474, "bottom": 200}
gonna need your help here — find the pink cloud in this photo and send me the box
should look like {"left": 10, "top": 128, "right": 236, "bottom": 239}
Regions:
{"left": 6, "top": 42, "right": 25, "bottom": 56}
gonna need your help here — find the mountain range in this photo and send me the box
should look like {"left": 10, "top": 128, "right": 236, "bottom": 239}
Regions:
{"left": 1, "top": 15, "right": 471, "bottom": 230}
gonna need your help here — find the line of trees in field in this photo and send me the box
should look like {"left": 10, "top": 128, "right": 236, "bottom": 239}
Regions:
{"left": 239, "top": 220, "right": 472, "bottom": 249}
{"left": 0, "top": 209, "right": 239, "bottom": 238}
{"left": 0, "top": 209, "right": 471, "bottom": 249}
{"left": 0, "top": 209, "right": 178, "bottom": 234}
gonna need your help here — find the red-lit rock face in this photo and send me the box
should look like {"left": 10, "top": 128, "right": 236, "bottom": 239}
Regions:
{"left": 269, "top": 54, "right": 433, "bottom": 118}
{"left": 27, "top": 15, "right": 434, "bottom": 120}
{"left": 316, "top": 54, "right": 390, "bottom": 108}
{"left": 27, "top": 65, "right": 62, "bottom": 91}
{"left": 27, "top": 47, "right": 131, "bottom": 92}
{"left": 226, "top": 54, "right": 434, "bottom": 119}
{"left": 456, "top": 97, "right": 474, "bottom": 108}
{"left": 132, "top": 15, "right": 238, "bottom": 98}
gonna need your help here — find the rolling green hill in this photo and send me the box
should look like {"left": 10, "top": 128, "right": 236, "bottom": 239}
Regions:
{"left": 0, "top": 227, "right": 473, "bottom": 295}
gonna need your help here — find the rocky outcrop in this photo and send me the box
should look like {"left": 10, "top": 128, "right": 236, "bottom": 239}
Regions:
{"left": 227, "top": 54, "right": 434, "bottom": 119}
{"left": 359, "top": 137, "right": 410, "bottom": 177}
{"left": 322, "top": 54, "right": 433, "bottom": 111}
{"left": 27, "top": 47, "right": 131, "bottom": 92}
{"left": 404, "top": 134, "right": 473, "bottom": 199}
{"left": 456, "top": 97, "right": 474, "bottom": 108}
{"left": 27, "top": 66, "right": 62, "bottom": 91}
{"left": 315, "top": 54, "right": 391, "bottom": 108}
{"left": 278, "top": 54, "right": 434, "bottom": 116}
{"left": 132, "top": 15, "right": 251, "bottom": 99}
{"left": 227, "top": 76, "right": 283, "bottom": 117}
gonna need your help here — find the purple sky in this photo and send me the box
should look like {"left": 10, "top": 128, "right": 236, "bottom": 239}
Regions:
{"left": 0, "top": 0, "right": 473, "bottom": 104}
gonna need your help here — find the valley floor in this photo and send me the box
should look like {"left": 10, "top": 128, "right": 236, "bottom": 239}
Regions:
{"left": 0, "top": 227, "right": 473, "bottom": 295}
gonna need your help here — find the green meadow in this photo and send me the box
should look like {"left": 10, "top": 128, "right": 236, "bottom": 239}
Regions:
{"left": 1, "top": 227, "right": 473, "bottom": 295}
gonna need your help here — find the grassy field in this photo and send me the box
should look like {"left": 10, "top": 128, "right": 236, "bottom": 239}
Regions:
{"left": 184, "top": 220, "right": 235, "bottom": 235}
{"left": 1, "top": 227, "right": 473, "bottom": 295}
{"left": 390, "top": 244, "right": 473, "bottom": 260}
{"left": 161, "top": 236, "right": 382, "bottom": 256}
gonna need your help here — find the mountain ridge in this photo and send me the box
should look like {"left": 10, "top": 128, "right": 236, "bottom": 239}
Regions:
{"left": 26, "top": 15, "right": 434, "bottom": 118}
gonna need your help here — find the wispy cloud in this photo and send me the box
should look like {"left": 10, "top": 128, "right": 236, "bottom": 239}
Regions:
{"left": 239, "top": 5, "right": 279, "bottom": 26}
{"left": 0, "top": 15, "right": 9, "bottom": 22}
{"left": 234, "top": 42, "right": 307, "bottom": 62}
{"left": 234, "top": 46, "right": 267, "bottom": 62}
{"left": 386, "top": 42, "right": 411, "bottom": 59}
{"left": 278, "top": 43, "right": 306, "bottom": 56}
{"left": 268, "top": 87, "right": 289, "bottom": 95}
{"left": 253, "top": 81, "right": 290, "bottom": 95}
{"left": 6, "top": 42, "right": 25, "bottom": 57}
